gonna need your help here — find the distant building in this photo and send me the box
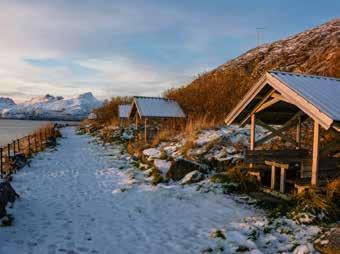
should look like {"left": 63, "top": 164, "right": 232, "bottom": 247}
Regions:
{"left": 118, "top": 104, "right": 132, "bottom": 126}
{"left": 129, "top": 96, "right": 186, "bottom": 142}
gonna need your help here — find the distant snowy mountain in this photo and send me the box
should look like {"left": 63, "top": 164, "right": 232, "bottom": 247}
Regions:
{"left": 0, "top": 97, "right": 16, "bottom": 110}
{"left": 0, "top": 92, "right": 102, "bottom": 121}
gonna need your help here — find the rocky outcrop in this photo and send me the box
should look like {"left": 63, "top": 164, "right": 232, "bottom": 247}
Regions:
{"left": 166, "top": 158, "right": 210, "bottom": 181}
{"left": 180, "top": 170, "right": 204, "bottom": 185}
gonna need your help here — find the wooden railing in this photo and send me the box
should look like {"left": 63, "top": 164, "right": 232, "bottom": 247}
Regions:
{"left": 0, "top": 124, "right": 58, "bottom": 176}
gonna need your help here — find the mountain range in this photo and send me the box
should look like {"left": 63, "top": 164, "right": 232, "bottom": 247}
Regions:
{"left": 0, "top": 92, "right": 102, "bottom": 121}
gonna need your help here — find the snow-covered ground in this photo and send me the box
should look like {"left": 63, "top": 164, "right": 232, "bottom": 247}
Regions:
{"left": 0, "top": 128, "right": 319, "bottom": 254}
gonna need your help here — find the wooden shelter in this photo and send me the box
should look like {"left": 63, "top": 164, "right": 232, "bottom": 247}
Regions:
{"left": 129, "top": 96, "right": 186, "bottom": 142}
{"left": 225, "top": 71, "right": 339, "bottom": 193}
{"left": 118, "top": 105, "right": 132, "bottom": 127}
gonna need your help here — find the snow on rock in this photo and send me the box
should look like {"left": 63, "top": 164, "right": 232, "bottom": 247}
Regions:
{"left": 1, "top": 92, "right": 102, "bottom": 121}
{"left": 154, "top": 159, "right": 172, "bottom": 176}
{"left": 180, "top": 170, "right": 204, "bottom": 185}
{"left": 143, "top": 148, "right": 161, "bottom": 159}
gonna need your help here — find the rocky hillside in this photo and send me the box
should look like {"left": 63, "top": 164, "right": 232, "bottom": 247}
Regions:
{"left": 1, "top": 92, "right": 102, "bottom": 121}
{"left": 0, "top": 97, "right": 16, "bottom": 110}
{"left": 165, "top": 19, "right": 340, "bottom": 121}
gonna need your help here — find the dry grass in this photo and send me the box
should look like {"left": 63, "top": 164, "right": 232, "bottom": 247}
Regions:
{"left": 210, "top": 167, "right": 259, "bottom": 193}
{"left": 151, "top": 129, "right": 178, "bottom": 146}
{"left": 184, "top": 116, "right": 217, "bottom": 135}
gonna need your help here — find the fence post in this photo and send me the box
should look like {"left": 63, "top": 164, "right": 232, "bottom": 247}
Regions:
{"left": 0, "top": 148, "right": 3, "bottom": 177}
{"left": 35, "top": 133, "right": 38, "bottom": 152}
{"left": 7, "top": 144, "right": 11, "bottom": 158}
{"left": 40, "top": 131, "right": 43, "bottom": 150}
{"left": 12, "top": 141, "right": 16, "bottom": 156}
{"left": 28, "top": 135, "right": 31, "bottom": 153}
{"left": 17, "top": 139, "right": 20, "bottom": 153}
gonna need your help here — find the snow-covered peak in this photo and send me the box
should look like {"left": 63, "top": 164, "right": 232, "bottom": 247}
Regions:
{"left": 1, "top": 93, "right": 102, "bottom": 121}
{"left": 0, "top": 97, "right": 16, "bottom": 109}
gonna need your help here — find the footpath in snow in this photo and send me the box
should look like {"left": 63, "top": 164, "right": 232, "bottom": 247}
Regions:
{"left": 0, "top": 128, "right": 318, "bottom": 254}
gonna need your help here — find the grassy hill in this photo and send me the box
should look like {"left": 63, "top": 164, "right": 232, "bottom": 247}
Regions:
{"left": 165, "top": 19, "right": 340, "bottom": 122}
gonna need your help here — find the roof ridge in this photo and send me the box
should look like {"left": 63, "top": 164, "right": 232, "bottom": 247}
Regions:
{"left": 269, "top": 70, "right": 340, "bottom": 81}
{"left": 133, "top": 96, "right": 176, "bottom": 101}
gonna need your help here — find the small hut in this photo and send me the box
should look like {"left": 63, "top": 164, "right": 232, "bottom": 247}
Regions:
{"left": 128, "top": 96, "right": 186, "bottom": 142}
{"left": 118, "top": 105, "right": 132, "bottom": 127}
{"left": 225, "top": 71, "right": 339, "bottom": 194}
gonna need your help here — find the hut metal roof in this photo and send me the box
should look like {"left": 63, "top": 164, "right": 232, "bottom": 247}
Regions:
{"left": 130, "top": 96, "right": 185, "bottom": 118}
{"left": 118, "top": 105, "right": 132, "bottom": 118}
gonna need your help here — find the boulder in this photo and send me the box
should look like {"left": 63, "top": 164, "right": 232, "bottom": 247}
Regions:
{"left": 180, "top": 170, "right": 204, "bottom": 185}
{"left": 166, "top": 158, "right": 210, "bottom": 181}
{"left": 154, "top": 159, "right": 172, "bottom": 176}
{"left": 314, "top": 227, "right": 340, "bottom": 254}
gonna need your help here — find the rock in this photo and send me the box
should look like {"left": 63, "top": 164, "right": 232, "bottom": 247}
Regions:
{"left": 210, "top": 229, "right": 226, "bottom": 239}
{"left": 154, "top": 159, "right": 172, "bottom": 176}
{"left": 314, "top": 227, "right": 340, "bottom": 254}
{"left": 166, "top": 158, "right": 210, "bottom": 181}
{"left": 180, "top": 170, "right": 204, "bottom": 185}
{"left": 293, "top": 245, "right": 311, "bottom": 254}
{"left": 143, "top": 148, "right": 161, "bottom": 159}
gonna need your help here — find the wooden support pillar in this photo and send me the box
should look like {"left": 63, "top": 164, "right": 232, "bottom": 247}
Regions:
{"left": 271, "top": 165, "right": 276, "bottom": 190}
{"left": 296, "top": 115, "right": 301, "bottom": 149}
{"left": 35, "top": 133, "right": 38, "bottom": 152}
{"left": 40, "top": 131, "right": 43, "bottom": 150}
{"left": 135, "top": 115, "right": 139, "bottom": 129}
{"left": 250, "top": 114, "right": 256, "bottom": 150}
{"left": 311, "top": 121, "right": 320, "bottom": 186}
{"left": 280, "top": 167, "right": 286, "bottom": 193}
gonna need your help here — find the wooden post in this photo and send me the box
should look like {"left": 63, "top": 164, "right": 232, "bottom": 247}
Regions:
{"left": 280, "top": 167, "right": 286, "bottom": 193}
{"left": 250, "top": 114, "right": 256, "bottom": 150}
{"left": 12, "top": 141, "right": 16, "bottom": 156}
{"left": 144, "top": 118, "right": 147, "bottom": 143}
{"left": 311, "top": 121, "right": 320, "bottom": 186}
{"left": 28, "top": 135, "right": 31, "bottom": 153}
{"left": 296, "top": 115, "right": 301, "bottom": 149}
{"left": 0, "top": 148, "right": 3, "bottom": 177}
{"left": 40, "top": 131, "right": 43, "bottom": 150}
{"left": 17, "top": 139, "right": 20, "bottom": 153}
{"left": 35, "top": 133, "right": 38, "bottom": 152}
{"left": 7, "top": 144, "right": 11, "bottom": 158}
{"left": 271, "top": 165, "right": 276, "bottom": 190}
{"left": 135, "top": 115, "right": 139, "bottom": 129}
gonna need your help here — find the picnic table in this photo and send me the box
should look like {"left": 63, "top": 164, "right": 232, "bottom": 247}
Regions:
{"left": 265, "top": 157, "right": 309, "bottom": 193}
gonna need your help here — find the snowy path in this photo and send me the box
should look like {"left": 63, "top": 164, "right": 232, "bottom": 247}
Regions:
{"left": 0, "top": 128, "right": 314, "bottom": 254}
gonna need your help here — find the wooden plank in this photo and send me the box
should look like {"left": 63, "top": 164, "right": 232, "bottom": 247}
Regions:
{"left": 265, "top": 160, "right": 289, "bottom": 169}
{"left": 240, "top": 90, "right": 275, "bottom": 126}
{"left": 255, "top": 97, "right": 280, "bottom": 113}
{"left": 250, "top": 114, "right": 255, "bottom": 150}
{"left": 296, "top": 114, "right": 301, "bottom": 149}
{"left": 280, "top": 167, "right": 286, "bottom": 193}
{"left": 312, "top": 121, "right": 320, "bottom": 186}
{"left": 271, "top": 92, "right": 291, "bottom": 104}
{"left": 255, "top": 119, "right": 298, "bottom": 146}
{"left": 255, "top": 111, "right": 303, "bottom": 145}
{"left": 271, "top": 165, "right": 276, "bottom": 190}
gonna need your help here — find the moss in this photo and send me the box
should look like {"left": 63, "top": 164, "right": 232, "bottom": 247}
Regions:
{"left": 151, "top": 168, "right": 163, "bottom": 185}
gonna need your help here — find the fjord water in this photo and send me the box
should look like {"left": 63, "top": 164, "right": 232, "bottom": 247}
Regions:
{"left": 0, "top": 119, "right": 50, "bottom": 146}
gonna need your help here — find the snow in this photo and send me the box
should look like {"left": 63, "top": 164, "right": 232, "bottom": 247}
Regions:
{"left": 133, "top": 97, "right": 186, "bottom": 118}
{"left": 0, "top": 128, "right": 320, "bottom": 254}
{"left": 154, "top": 159, "right": 172, "bottom": 175}
{"left": 1, "top": 93, "right": 102, "bottom": 121}
{"left": 143, "top": 148, "right": 161, "bottom": 158}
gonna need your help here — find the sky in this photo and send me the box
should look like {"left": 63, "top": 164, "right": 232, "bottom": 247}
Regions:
{"left": 0, "top": 0, "right": 339, "bottom": 102}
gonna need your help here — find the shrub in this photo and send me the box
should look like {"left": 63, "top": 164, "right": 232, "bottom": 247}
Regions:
{"left": 210, "top": 167, "right": 259, "bottom": 193}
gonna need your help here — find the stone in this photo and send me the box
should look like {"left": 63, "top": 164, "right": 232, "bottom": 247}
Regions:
{"left": 180, "top": 170, "right": 204, "bottom": 185}
{"left": 166, "top": 158, "right": 210, "bottom": 181}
